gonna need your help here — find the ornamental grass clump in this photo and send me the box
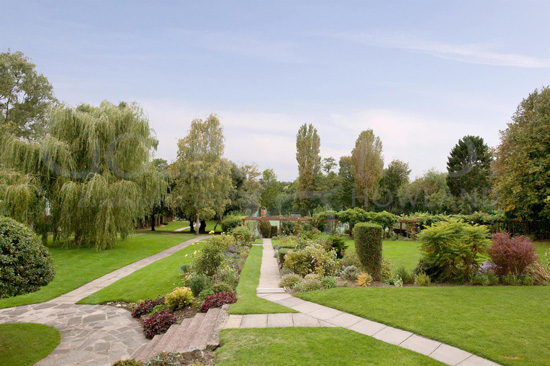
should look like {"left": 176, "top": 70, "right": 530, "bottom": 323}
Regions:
{"left": 353, "top": 223, "right": 383, "bottom": 280}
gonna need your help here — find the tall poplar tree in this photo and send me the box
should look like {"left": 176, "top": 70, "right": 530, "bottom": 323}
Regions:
{"left": 295, "top": 123, "right": 321, "bottom": 211}
{"left": 0, "top": 101, "right": 163, "bottom": 249}
{"left": 172, "top": 114, "right": 232, "bottom": 234}
{"left": 351, "top": 129, "right": 384, "bottom": 210}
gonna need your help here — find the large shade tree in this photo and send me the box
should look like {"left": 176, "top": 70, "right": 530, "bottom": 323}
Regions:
{"left": 0, "top": 101, "right": 164, "bottom": 249}
{"left": 0, "top": 51, "right": 57, "bottom": 140}
{"left": 171, "top": 114, "right": 232, "bottom": 235}
{"left": 494, "top": 86, "right": 550, "bottom": 221}
{"left": 351, "top": 129, "right": 384, "bottom": 210}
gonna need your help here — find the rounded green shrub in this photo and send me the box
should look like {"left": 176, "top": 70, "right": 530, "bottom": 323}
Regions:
{"left": 165, "top": 287, "right": 194, "bottom": 310}
{"left": 259, "top": 220, "right": 272, "bottom": 238}
{"left": 353, "top": 222, "right": 383, "bottom": 280}
{"left": 221, "top": 215, "right": 244, "bottom": 232}
{"left": 231, "top": 225, "right": 253, "bottom": 245}
{"left": 321, "top": 276, "right": 337, "bottom": 289}
{"left": 0, "top": 216, "right": 55, "bottom": 298}
{"left": 193, "top": 242, "right": 226, "bottom": 276}
{"left": 189, "top": 275, "right": 211, "bottom": 297}
{"left": 282, "top": 244, "right": 337, "bottom": 277}
{"left": 279, "top": 273, "right": 303, "bottom": 289}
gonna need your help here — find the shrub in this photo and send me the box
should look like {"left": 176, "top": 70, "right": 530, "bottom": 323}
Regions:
{"left": 297, "top": 278, "right": 323, "bottom": 292}
{"left": 0, "top": 216, "right": 55, "bottom": 298}
{"left": 132, "top": 296, "right": 165, "bottom": 318}
{"left": 280, "top": 267, "right": 294, "bottom": 276}
{"left": 212, "top": 282, "right": 234, "bottom": 294}
{"left": 209, "top": 234, "right": 237, "bottom": 249}
{"left": 259, "top": 220, "right": 272, "bottom": 238}
{"left": 188, "top": 275, "right": 211, "bottom": 297}
{"left": 165, "top": 287, "right": 194, "bottom": 311}
{"left": 279, "top": 273, "right": 303, "bottom": 289}
{"left": 231, "top": 225, "right": 253, "bottom": 245}
{"left": 271, "top": 225, "right": 278, "bottom": 238}
{"left": 380, "top": 258, "right": 392, "bottom": 282}
{"left": 488, "top": 233, "right": 538, "bottom": 277}
{"left": 522, "top": 274, "right": 535, "bottom": 286}
{"left": 143, "top": 310, "right": 176, "bottom": 339}
{"left": 353, "top": 223, "right": 383, "bottom": 280}
{"left": 214, "top": 269, "right": 239, "bottom": 289}
{"left": 281, "top": 221, "right": 297, "bottom": 235}
{"left": 391, "top": 275, "right": 403, "bottom": 287}
{"left": 197, "top": 288, "right": 215, "bottom": 302}
{"left": 112, "top": 360, "right": 144, "bottom": 366}
{"left": 282, "top": 244, "right": 338, "bottom": 277}
{"left": 144, "top": 351, "right": 207, "bottom": 366}
{"left": 304, "top": 273, "right": 321, "bottom": 280}
{"left": 221, "top": 215, "right": 244, "bottom": 232}
{"left": 178, "top": 264, "right": 192, "bottom": 274}
{"left": 193, "top": 242, "right": 226, "bottom": 276}
{"left": 341, "top": 265, "right": 360, "bottom": 281}
{"left": 321, "top": 276, "right": 337, "bottom": 289}
{"left": 415, "top": 272, "right": 431, "bottom": 286}
{"left": 200, "top": 291, "right": 236, "bottom": 312}
{"left": 149, "top": 304, "right": 169, "bottom": 316}
{"left": 486, "top": 270, "right": 500, "bottom": 285}
{"left": 501, "top": 273, "right": 520, "bottom": 286}
{"left": 278, "top": 248, "right": 292, "bottom": 266}
{"left": 417, "top": 220, "right": 491, "bottom": 281}
{"left": 324, "top": 235, "right": 348, "bottom": 259}
{"left": 471, "top": 273, "right": 489, "bottom": 286}
{"left": 356, "top": 272, "right": 373, "bottom": 287}
{"left": 394, "top": 266, "right": 414, "bottom": 284}
{"left": 339, "top": 252, "right": 362, "bottom": 270}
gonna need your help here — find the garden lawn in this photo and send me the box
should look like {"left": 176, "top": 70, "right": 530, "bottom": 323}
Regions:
{"left": 79, "top": 241, "right": 206, "bottom": 304}
{"left": 216, "top": 328, "right": 443, "bottom": 366}
{"left": 297, "top": 286, "right": 550, "bottom": 366}
{"left": 153, "top": 221, "right": 190, "bottom": 232}
{"left": 229, "top": 245, "right": 295, "bottom": 314}
{"left": 0, "top": 323, "right": 60, "bottom": 366}
{"left": 535, "top": 241, "right": 550, "bottom": 262}
{"left": 0, "top": 233, "right": 194, "bottom": 309}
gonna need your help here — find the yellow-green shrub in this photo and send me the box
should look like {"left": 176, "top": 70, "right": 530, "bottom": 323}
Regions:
{"left": 165, "top": 287, "right": 194, "bottom": 310}
{"left": 282, "top": 244, "right": 337, "bottom": 277}
{"left": 356, "top": 272, "right": 373, "bottom": 287}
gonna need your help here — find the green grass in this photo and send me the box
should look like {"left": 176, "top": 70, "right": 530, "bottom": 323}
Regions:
{"left": 79, "top": 241, "right": 205, "bottom": 304}
{"left": 152, "top": 220, "right": 191, "bottom": 232}
{"left": 216, "top": 328, "right": 443, "bottom": 366}
{"left": 0, "top": 233, "right": 194, "bottom": 309}
{"left": 0, "top": 323, "right": 61, "bottom": 366}
{"left": 229, "top": 246, "right": 296, "bottom": 314}
{"left": 535, "top": 241, "right": 550, "bottom": 262}
{"left": 297, "top": 286, "right": 550, "bottom": 366}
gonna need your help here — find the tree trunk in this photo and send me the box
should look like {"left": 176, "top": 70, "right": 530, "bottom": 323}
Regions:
{"left": 200, "top": 220, "right": 207, "bottom": 233}
{"left": 195, "top": 214, "right": 200, "bottom": 235}
{"left": 151, "top": 214, "right": 156, "bottom": 231}
{"left": 189, "top": 219, "right": 194, "bottom": 233}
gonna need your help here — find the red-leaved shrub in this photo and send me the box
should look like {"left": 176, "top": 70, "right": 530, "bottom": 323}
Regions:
{"left": 132, "top": 296, "right": 165, "bottom": 318}
{"left": 142, "top": 310, "right": 176, "bottom": 339}
{"left": 488, "top": 233, "right": 538, "bottom": 276}
{"left": 200, "top": 291, "right": 236, "bottom": 313}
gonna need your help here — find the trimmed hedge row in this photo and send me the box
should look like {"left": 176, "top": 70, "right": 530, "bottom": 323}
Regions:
{"left": 353, "top": 222, "right": 383, "bottom": 280}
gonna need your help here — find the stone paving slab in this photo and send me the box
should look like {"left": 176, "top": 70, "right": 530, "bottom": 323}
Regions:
{"left": 457, "top": 355, "right": 501, "bottom": 366}
{"left": 348, "top": 318, "right": 387, "bottom": 336}
{"left": 325, "top": 312, "right": 363, "bottom": 328}
{"left": 372, "top": 326, "right": 413, "bottom": 345}
{"left": 267, "top": 313, "right": 294, "bottom": 327}
{"left": 240, "top": 314, "right": 268, "bottom": 328}
{"left": 291, "top": 313, "right": 321, "bottom": 327}
{"left": 430, "top": 344, "right": 473, "bottom": 365}
{"left": 400, "top": 334, "right": 442, "bottom": 356}
{"left": 223, "top": 315, "right": 243, "bottom": 329}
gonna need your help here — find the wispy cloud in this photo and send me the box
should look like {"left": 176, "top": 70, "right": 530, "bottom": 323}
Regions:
{"left": 325, "top": 31, "right": 550, "bottom": 68}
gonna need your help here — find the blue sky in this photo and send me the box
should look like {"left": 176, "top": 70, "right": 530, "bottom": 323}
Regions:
{"left": 2, "top": 0, "right": 549, "bottom": 181}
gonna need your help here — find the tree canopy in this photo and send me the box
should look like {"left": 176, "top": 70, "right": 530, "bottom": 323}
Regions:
{"left": 295, "top": 123, "right": 321, "bottom": 211}
{"left": 171, "top": 114, "right": 232, "bottom": 234}
{"left": 494, "top": 86, "right": 550, "bottom": 221}
{"left": 0, "top": 101, "right": 163, "bottom": 249}
{"left": 0, "top": 51, "right": 56, "bottom": 140}
{"left": 351, "top": 129, "right": 384, "bottom": 210}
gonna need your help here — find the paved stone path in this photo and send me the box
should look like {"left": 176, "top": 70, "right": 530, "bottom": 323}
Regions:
{"left": 223, "top": 239, "right": 500, "bottom": 366}
{"left": 0, "top": 235, "right": 207, "bottom": 366}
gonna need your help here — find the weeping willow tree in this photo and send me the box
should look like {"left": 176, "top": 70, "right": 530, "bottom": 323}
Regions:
{"left": 170, "top": 114, "right": 232, "bottom": 235}
{"left": 0, "top": 101, "right": 165, "bottom": 249}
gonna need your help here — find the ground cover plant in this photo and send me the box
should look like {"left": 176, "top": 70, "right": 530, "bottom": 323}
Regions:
{"left": 228, "top": 245, "right": 295, "bottom": 314}
{"left": 216, "top": 327, "right": 444, "bottom": 366}
{"left": 0, "top": 323, "right": 61, "bottom": 366}
{"left": 297, "top": 287, "right": 550, "bottom": 366}
{"left": 0, "top": 233, "right": 194, "bottom": 309}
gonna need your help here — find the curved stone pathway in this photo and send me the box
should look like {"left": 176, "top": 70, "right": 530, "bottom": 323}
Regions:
{"left": 0, "top": 235, "right": 206, "bottom": 366}
{"left": 223, "top": 239, "right": 500, "bottom": 366}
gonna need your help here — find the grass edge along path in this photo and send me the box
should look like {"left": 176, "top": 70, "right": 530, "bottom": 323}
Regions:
{"left": 216, "top": 327, "right": 444, "bottom": 366}
{"left": 229, "top": 245, "right": 296, "bottom": 314}
{"left": 0, "top": 233, "right": 194, "bottom": 309}
{"left": 79, "top": 240, "right": 206, "bottom": 304}
{"left": 297, "top": 286, "right": 550, "bottom": 366}
{"left": 0, "top": 323, "right": 61, "bottom": 366}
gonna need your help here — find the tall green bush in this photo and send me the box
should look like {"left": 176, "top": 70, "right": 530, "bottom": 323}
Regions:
{"left": 0, "top": 216, "right": 55, "bottom": 298}
{"left": 417, "top": 219, "right": 491, "bottom": 281}
{"left": 353, "top": 223, "right": 383, "bottom": 280}
{"left": 221, "top": 215, "right": 244, "bottom": 232}
{"left": 259, "top": 220, "right": 272, "bottom": 238}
